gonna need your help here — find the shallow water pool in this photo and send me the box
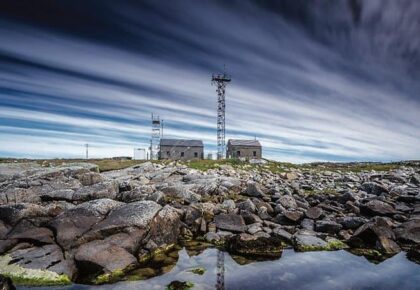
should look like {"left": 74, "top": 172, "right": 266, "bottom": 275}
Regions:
{"left": 21, "top": 247, "right": 420, "bottom": 290}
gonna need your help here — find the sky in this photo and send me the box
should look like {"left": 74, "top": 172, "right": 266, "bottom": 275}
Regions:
{"left": 0, "top": 0, "right": 419, "bottom": 163}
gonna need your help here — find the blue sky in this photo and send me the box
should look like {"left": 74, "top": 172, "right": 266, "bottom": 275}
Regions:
{"left": 0, "top": 0, "right": 419, "bottom": 163}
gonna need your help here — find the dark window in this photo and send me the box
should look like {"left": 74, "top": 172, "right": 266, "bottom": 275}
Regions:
{"left": 194, "top": 152, "right": 198, "bottom": 158}
{"left": 181, "top": 152, "right": 185, "bottom": 157}
{"left": 236, "top": 150, "right": 241, "bottom": 157}
{"left": 253, "top": 151, "right": 257, "bottom": 157}
{"left": 167, "top": 151, "right": 170, "bottom": 156}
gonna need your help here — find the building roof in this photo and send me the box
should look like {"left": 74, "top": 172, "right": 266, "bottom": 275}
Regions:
{"left": 160, "top": 139, "right": 204, "bottom": 147}
{"left": 228, "top": 139, "right": 261, "bottom": 147}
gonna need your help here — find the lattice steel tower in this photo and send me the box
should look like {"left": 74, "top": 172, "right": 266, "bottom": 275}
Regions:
{"left": 150, "top": 113, "right": 161, "bottom": 160}
{"left": 212, "top": 70, "right": 231, "bottom": 160}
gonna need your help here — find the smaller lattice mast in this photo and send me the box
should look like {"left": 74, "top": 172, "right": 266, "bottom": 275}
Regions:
{"left": 150, "top": 113, "right": 161, "bottom": 160}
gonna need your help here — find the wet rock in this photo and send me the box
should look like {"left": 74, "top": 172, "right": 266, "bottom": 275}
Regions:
{"left": 272, "top": 227, "right": 293, "bottom": 244}
{"left": 361, "top": 182, "right": 388, "bottom": 196}
{"left": 395, "top": 219, "right": 420, "bottom": 244}
{"left": 407, "top": 244, "right": 420, "bottom": 264}
{"left": 305, "top": 207, "right": 323, "bottom": 220}
{"left": 0, "top": 274, "right": 15, "bottom": 290}
{"left": 294, "top": 231, "right": 328, "bottom": 251}
{"left": 315, "top": 220, "right": 343, "bottom": 234}
{"left": 360, "top": 200, "right": 396, "bottom": 216}
{"left": 349, "top": 217, "right": 401, "bottom": 255}
{"left": 226, "top": 233, "right": 283, "bottom": 257}
{"left": 214, "top": 213, "right": 246, "bottom": 233}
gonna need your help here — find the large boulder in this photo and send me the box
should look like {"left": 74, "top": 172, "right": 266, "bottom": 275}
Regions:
{"left": 72, "top": 181, "right": 119, "bottom": 201}
{"left": 49, "top": 199, "right": 123, "bottom": 250}
{"left": 74, "top": 240, "right": 137, "bottom": 276}
{"left": 7, "top": 244, "right": 76, "bottom": 279}
{"left": 214, "top": 214, "right": 246, "bottom": 233}
{"left": 91, "top": 201, "right": 161, "bottom": 235}
{"left": 147, "top": 205, "right": 181, "bottom": 248}
{"left": 348, "top": 217, "right": 401, "bottom": 255}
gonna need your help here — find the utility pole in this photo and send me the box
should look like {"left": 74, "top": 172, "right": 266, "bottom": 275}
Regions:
{"left": 212, "top": 68, "right": 231, "bottom": 160}
{"left": 85, "top": 143, "right": 89, "bottom": 159}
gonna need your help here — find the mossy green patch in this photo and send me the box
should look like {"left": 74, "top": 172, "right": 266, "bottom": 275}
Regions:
{"left": 166, "top": 280, "right": 194, "bottom": 290}
{"left": 94, "top": 269, "right": 124, "bottom": 285}
{"left": 188, "top": 267, "right": 206, "bottom": 275}
{"left": 296, "top": 239, "right": 347, "bottom": 252}
{"left": 0, "top": 255, "right": 71, "bottom": 286}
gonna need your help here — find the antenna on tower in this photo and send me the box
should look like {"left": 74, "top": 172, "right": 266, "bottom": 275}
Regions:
{"left": 150, "top": 113, "right": 161, "bottom": 160}
{"left": 212, "top": 66, "right": 231, "bottom": 160}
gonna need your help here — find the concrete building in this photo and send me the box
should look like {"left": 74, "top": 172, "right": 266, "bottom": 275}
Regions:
{"left": 226, "top": 139, "right": 262, "bottom": 159}
{"left": 159, "top": 139, "right": 204, "bottom": 161}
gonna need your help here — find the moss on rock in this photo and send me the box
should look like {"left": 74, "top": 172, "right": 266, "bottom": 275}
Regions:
{"left": 188, "top": 267, "right": 206, "bottom": 275}
{"left": 0, "top": 255, "right": 71, "bottom": 286}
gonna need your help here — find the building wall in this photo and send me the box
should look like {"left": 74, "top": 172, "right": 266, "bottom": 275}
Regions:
{"left": 159, "top": 145, "right": 204, "bottom": 161}
{"left": 226, "top": 145, "right": 262, "bottom": 159}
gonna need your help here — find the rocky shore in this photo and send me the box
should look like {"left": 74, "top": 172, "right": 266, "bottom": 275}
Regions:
{"left": 0, "top": 160, "right": 419, "bottom": 286}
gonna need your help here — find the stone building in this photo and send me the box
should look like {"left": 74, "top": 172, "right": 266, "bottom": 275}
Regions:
{"left": 226, "top": 139, "right": 262, "bottom": 159}
{"left": 159, "top": 139, "right": 204, "bottom": 161}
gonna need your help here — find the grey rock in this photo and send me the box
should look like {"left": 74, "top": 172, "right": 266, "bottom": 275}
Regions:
{"left": 214, "top": 213, "right": 246, "bottom": 233}
{"left": 315, "top": 220, "right": 343, "bottom": 234}
{"left": 294, "top": 231, "right": 328, "bottom": 251}
{"left": 360, "top": 200, "right": 396, "bottom": 216}
{"left": 305, "top": 207, "right": 323, "bottom": 220}
{"left": 361, "top": 182, "right": 388, "bottom": 196}
{"left": 278, "top": 195, "right": 297, "bottom": 209}
{"left": 245, "top": 181, "right": 264, "bottom": 197}
{"left": 75, "top": 239, "right": 137, "bottom": 274}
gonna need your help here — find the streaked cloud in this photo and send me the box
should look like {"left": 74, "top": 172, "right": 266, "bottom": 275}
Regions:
{"left": 0, "top": 0, "right": 419, "bottom": 162}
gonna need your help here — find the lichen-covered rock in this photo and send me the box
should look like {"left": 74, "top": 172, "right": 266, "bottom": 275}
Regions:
{"left": 92, "top": 201, "right": 161, "bottom": 234}
{"left": 361, "top": 182, "right": 389, "bottom": 196}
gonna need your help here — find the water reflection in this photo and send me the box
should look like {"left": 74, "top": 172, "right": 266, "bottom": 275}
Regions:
{"left": 21, "top": 248, "right": 420, "bottom": 290}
